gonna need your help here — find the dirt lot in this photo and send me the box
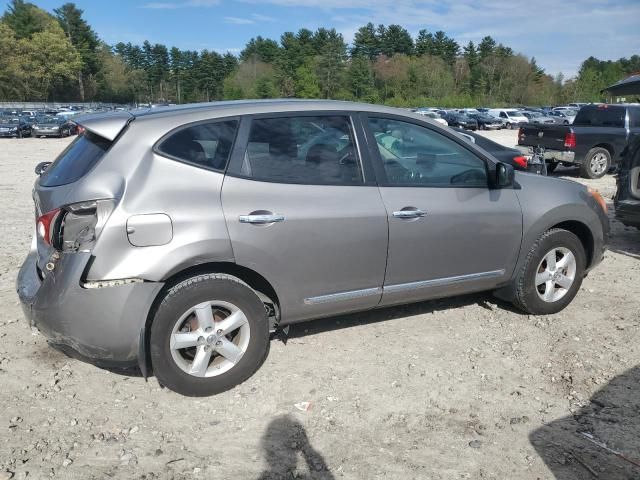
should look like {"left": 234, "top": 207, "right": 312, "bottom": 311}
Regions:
{"left": 0, "top": 132, "right": 638, "bottom": 480}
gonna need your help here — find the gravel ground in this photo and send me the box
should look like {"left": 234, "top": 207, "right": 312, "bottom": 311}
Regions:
{"left": 0, "top": 132, "right": 638, "bottom": 480}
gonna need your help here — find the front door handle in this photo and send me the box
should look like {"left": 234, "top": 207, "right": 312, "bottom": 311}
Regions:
{"left": 239, "top": 214, "right": 285, "bottom": 224}
{"left": 392, "top": 208, "right": 426, "bottom": 219}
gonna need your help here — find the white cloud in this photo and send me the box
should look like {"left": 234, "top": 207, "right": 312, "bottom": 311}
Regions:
{"left": 224, "top": 16, "right": 256, "bottom": 24}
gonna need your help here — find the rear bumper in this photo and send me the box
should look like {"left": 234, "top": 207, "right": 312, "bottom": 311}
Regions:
{"left": 516, "top": 146, "right": 576, "bottom": 163}
{"left": 16, "top": 246, "right": 163, "bottom": 366}
{"left": 614, "top": 199, "right": 640, "bottom": 228}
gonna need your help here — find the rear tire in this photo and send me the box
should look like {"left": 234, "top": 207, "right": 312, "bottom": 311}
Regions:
{"left": 580, "top": 147, "right": 611, "bottom": 179}
{"left": 150, "top": 273, "right": 270, "bottom": 396}
{"left": 513, "top": 229, "right": 586, "bottom": 315}
{"left": 546, "top": 162, "right": 558, "bottom": 174}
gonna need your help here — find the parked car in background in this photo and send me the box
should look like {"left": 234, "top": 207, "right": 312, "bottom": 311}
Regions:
{"left": 548, "top": 110, "right": 577, "bottom": 125}
{"left": 452, "top": 127, "right": 529, "bottom": 171}
{"left": 442, "top": 112, "right": 478, "bottom": 130}
{"left": 614, "top": 134, "right": 640, "bottom": 229}
{"left": 522, "top": 111, "right": 556, "bottom": 125}
{"left": 31, "top": 115, "right": 78, "bottom": 138}
{"left": 517, "top": 104, "right": 640, "bottom": 178}
{"left": 17, "top": 100, "right": 609, "bottom": 396}
{"left": 468, "top": 112, "right": 503, "bottom": 130}
{"left": 568, "top": 103, "right": 588, "bottom": 109}
{"left": 0, "top": 116, "right": 32, "bottom": 138}
{"left": 414, "top": 110, "right": 448, "bottom": 126}
{"left": 487, "top": 109, "right": 529, "bottom": 129}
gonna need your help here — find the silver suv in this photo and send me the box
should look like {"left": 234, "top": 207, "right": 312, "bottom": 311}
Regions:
{"left": 17, "top": 100, "right": 609, "bottom": 396}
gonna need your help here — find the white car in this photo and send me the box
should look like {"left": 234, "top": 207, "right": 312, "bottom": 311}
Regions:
{"left": 487, "top": 109, "right": 529, "bottom": 130}
{"left": 415, "top": 110, "right": 448, "bottom": 126}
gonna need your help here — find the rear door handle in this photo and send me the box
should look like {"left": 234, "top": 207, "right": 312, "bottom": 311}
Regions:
{"left": 392, "top": 209, "right": 426, "bottom": 219}
{"left": 239, "top": 214, "right": 285, "bottom": 224}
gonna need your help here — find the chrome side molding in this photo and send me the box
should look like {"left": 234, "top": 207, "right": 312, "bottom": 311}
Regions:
{"left": 304, "top": 287, "right": 382, "bottom": 305}
{"left": 384, "top": 269, "right": 505, "bottom": 294}
{"left": 304, "top": 269, "right": 505, "bottom": 305}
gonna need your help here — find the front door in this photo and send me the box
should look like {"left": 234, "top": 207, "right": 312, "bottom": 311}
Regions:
{"left": 363, "top": 115, "right": 523, "bottom": 306}
{"left": 222, "top": 113, "right": 388, "bottom": 322}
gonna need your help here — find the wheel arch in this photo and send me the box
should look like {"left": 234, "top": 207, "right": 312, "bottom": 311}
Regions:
{"left": 591, "top": 143, "right": 615, "bottom": 158}
{"left": 549, "top": 220, "right": 594, "bottom": 269}
{"left": 140, "top": 262, "right": 280, "bottom": 378}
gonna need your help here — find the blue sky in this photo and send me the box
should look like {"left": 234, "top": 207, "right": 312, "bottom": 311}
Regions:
{"left": 10, "top": 0, "right": 640, "bottom": 78}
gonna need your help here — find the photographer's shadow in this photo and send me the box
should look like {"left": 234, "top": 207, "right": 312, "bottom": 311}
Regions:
{"left": 530, "top": 366, "right": 640, "bottom": 479}
{"left": 258, "top": 415, "right": 334, "bottom": 480}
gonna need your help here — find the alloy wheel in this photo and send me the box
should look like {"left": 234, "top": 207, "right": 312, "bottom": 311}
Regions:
{"left": 170, "top": 300, "right": 250, "bottom": 378}
{"left": 590, "top": 153, "right": 609, "bottom": 176}
{"left": 535, "top": 247, "right": 576, "bottom": 303}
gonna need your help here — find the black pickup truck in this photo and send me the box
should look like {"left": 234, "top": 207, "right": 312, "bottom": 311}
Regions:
{"left": 517, "top": 104, "right": 640, "bottom": 179}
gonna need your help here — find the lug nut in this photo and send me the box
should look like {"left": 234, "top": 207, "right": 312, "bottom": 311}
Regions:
{"left": 197, "top": 336, "right": 205, "bottom": 344}
{"left": 217, "top": 329, "right": 223, "bottom": 335}
{"left": 216, "top": 341, "right": 222, "bottom": 346}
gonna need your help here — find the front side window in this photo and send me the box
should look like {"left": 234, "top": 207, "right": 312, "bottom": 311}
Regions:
{"left": 368, "top": 117, "right": 487, "bottom": 187}
{"left": 239, "top": 115, "right": 363, "bottom": 185}
{"left": 157, "top": 120, "right": 238, "bottom": 171}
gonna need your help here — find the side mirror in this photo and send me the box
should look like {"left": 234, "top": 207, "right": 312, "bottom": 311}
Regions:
{"left": 35, "top": 161, "right": 51, "bottom": 175}
{"left": 495, "top": 162, "right": 514, "bottom": 188}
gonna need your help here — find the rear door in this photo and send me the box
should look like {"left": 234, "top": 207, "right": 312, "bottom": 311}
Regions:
{"left": 362, "top": 114, "right": 523, "bottom": 306}
{"left": 221, "top": 113, "right": 388, "bottom": 322}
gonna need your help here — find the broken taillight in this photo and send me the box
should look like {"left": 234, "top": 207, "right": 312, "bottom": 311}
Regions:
{"left": 512, "top": 156, "right": 528, "bottom": 169}
{"left": 36, "top": 208, "right": 61, "bottom": 246}
{"left": 37, "top": 200, "right": 114, "bottom": 252}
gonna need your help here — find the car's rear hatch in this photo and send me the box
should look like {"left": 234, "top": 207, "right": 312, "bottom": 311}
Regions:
{"left": 32, "top": 111, "right": 132, "bottom": 273}
{"left": 518, "top": 123, "right": 571, "bottom": 150}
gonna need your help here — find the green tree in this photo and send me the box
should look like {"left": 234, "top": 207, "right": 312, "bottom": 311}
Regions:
{"left": 2, "top": 0, "right": 54, "bottom": 38}
{"left": 54, "top": 3, "right": 99, "bottom": 100}
{"left": 294, "top": 62, "right": 321, "bottom": 98}
{"left": 379, "top": 24, "right": 413, "bottom": 56}
{"left": 17, "top": 21, "right": 82, "bottom": 100}
{"left": 351, "top": 22, "right": 380, "bottom": 60}
{"left": 347, "top": 55, "right": 375, "bottom": 100}
{"left": 240, "top": 36, "right": 280, "bottom": 63}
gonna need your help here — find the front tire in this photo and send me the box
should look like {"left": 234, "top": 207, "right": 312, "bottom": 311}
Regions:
{"left": 150, "top": 274, "right": 270, "bottom": 396}
{"left": 580, "top": 147, "right": 611, "bottom": 179}
{"left": 513, "top": 229, "right": 586, "bottom": 315}
{"left": 545, "top": 162, "right": 558, "bottom": 174}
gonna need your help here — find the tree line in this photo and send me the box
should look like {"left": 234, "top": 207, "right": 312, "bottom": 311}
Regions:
{"left": 0, "top": 0, "right": 638, "bottom": 106}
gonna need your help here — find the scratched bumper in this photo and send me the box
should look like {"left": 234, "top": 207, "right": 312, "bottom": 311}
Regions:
{"left": 16, "top": 244, "right": 162, "bottom": 366}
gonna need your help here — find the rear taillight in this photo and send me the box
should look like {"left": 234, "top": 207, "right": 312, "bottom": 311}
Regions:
{"left": 564, "top": 132, "right": 576, "bottom": 149}
{"left": 36, "top": 208, "right": 61, "bottom": 246}
{"left": 513, "top": 156, "right": 528, "bottom": 169}
{"left": 37, "top": 200, "right": 114, "bottom": 252}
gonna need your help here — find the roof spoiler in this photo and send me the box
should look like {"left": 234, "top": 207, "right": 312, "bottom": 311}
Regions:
{"left": 72, "top": 111, "right": 134, "bottom": 141}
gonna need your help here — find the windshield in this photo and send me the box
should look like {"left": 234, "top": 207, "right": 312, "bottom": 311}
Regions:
{"left": 507, "top": 111, "right": 524, "bottom": 118}
{"left": 35, "top": 115, "right": 60, "bottom": 123}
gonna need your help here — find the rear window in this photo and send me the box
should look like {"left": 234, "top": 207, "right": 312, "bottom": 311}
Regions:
{"left": 156, "top": 120, "right": 238, "bottom": 171}
{"left": 39, "top": 131, "right": 111, "bottom": 187}
{"left": 574, "top": 106, "right": 626, "bottom": 127}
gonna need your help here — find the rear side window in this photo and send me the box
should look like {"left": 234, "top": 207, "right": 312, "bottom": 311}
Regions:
{"left": 157, "top": 120, "right": 238, "bottom": 171}
{"left": 39, "top": 131, "right": 111, "bottom": 187}
{"left": 238, "top": 115, "right": 363, "bottom": 185}
{"left": 574, "top": 106, "right": 626, "bottom": 127}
